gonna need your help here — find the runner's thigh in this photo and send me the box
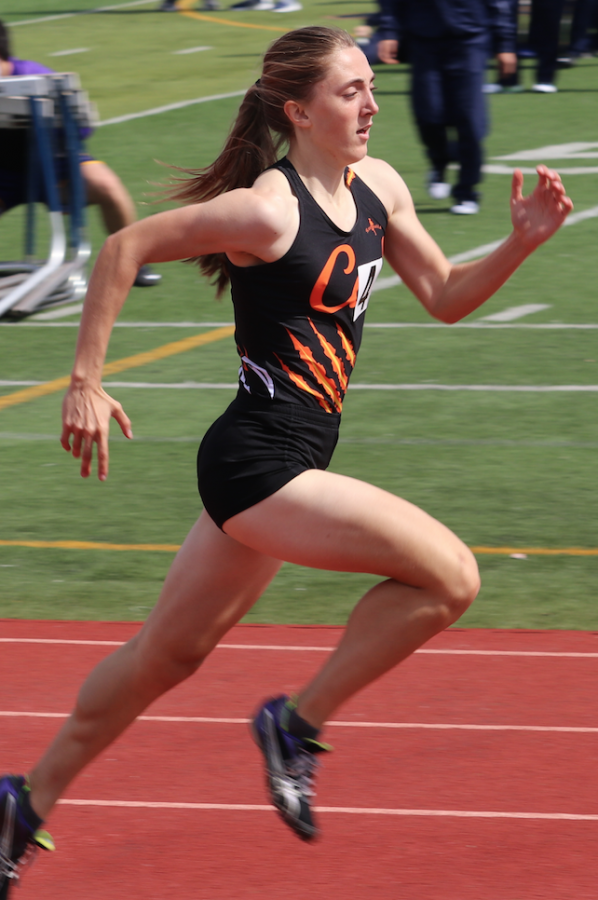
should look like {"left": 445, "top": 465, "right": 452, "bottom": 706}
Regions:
{"left": 224, "top": 469, "right": 475, "bottom": 592}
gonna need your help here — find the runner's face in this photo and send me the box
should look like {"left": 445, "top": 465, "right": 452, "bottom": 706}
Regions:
{"left": 300, "top": 47, "right": 378, "bottom": 163}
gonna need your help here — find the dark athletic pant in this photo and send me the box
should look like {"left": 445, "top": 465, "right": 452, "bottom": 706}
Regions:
{"left": 409, "top": 33, "right": 489, "bottom": 201}
{"left": 529, "top": 0, "right": 566, "bottom": 83}
{"left": 570, "top": 0, "right": 598, "bottom": 54}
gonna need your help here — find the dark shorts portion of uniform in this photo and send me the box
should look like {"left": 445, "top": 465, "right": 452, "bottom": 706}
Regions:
{"left": 197, "top": 390, "right": 341, "bottom": 531}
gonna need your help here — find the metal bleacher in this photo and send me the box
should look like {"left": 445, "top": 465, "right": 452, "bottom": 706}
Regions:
{"left": 0, "top": 72, "right": 97, "bottom": 318}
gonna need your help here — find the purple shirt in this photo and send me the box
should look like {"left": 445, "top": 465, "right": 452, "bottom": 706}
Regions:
{"left": 8, "top": 57, "right": 93, "bottom": 140}
{"left": 9, "top": 57, "right": 55, "bottom": 76}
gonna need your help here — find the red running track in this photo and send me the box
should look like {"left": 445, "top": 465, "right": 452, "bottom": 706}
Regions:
{"left": 1, "top": 621, "right": 598, "bottom": 899}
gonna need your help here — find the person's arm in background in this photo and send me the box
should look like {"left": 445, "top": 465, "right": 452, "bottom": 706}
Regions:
{"left": 488, "top": 0, "right": 518, "bottom": 80}
{"left": 376, "top": 0, "right": 404, "bottom": 64}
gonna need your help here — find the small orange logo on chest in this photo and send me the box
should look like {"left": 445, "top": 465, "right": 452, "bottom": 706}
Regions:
{"left": 365, "top": 218, "right": 382, "bottom": 235}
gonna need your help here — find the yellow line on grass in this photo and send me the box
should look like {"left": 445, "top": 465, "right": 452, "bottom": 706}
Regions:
{"left": 179, "top": 9, "right": 287, "bottom": 32}
{"left": 0, "top": 540, "right": 180, "bottom": 552}
{"left": 1, "top": 541, "right": 598, "bottom": 556}
{"left": 177, "top": 0, "right": 287, "bottom": 32}
{"left": 0, "top": 326, "right": 235, "bottom": 412}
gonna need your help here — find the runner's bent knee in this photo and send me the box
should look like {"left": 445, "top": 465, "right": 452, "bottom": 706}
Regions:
{"left": 439, "top": 544, "right": 480, "bottom": 620}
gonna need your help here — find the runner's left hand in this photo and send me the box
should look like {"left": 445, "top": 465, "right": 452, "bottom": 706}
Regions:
{"left": 510, "top": 165, "right": 573, "bottom": 249}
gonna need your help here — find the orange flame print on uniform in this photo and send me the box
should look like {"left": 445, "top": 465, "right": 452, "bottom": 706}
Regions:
{"left": 274, "top": 353, "right": 333, "bottom": 413}
{"left": 285, "top": 329, "right": 343, "bottom": 412}
{"left": 335, "top": 323, "right": 356, "bottom": 368}
{"left": 309, "top": 245, "right": 358, "bottom": 315}
{"left": 345, "top": 167, "right": 356, "bottom": 187}
{"left": 308, "top": 318, "right": 349, "bottom": 391}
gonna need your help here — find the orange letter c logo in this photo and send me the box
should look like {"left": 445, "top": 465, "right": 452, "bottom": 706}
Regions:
{"left": 309, "top": 244, "right": 358, "bottom": 314}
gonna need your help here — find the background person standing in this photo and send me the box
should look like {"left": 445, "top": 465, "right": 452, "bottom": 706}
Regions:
{"left": 377, "top": 0, "right": 517, "bottom": 214}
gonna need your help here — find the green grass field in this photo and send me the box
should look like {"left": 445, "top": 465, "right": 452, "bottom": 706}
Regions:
{"left": 1, "top": 0, "right": 598, "bottom": 626}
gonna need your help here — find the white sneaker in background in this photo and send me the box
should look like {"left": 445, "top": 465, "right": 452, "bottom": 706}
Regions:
{"left": 427, "top": 171, "right": 451, "bottom": 200}
{"left": 272, "top": 0, "right": 302, "bottom": 10}
{"left": 428, "top": 180, "right": 452, "bottom": 200}
{"left": 450, "top": 200, "right": 480, "bottom": 215}
{"left": 229, "top": 0, "right": 271, "bottom": 8}
{"left": 532, "top": 83, "right": 558, "bottom": 93}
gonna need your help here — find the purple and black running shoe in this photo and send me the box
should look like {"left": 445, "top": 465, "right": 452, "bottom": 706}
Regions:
{"left": 252, "top": 695, "right": 330, "bottom": 841}
{"left": 0, "top": 775, "right": 54, "bottom": 899}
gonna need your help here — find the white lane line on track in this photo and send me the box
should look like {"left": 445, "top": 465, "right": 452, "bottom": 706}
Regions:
{"left": 2, "top": 711, "right": 598, "bottom": 733}
{"left": 55, "top": 799, "right": 598, "bottom": 820}
{"left": 1, "top": 638, "right": 597, "bottom": 658}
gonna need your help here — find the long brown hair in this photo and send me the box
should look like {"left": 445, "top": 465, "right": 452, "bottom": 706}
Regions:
{"left": 168, "top": 26, "right": 356, "bottom": 296}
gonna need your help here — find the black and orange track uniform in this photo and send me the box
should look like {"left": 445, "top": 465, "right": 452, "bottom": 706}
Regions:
{"left": 197, "top": 157, "right": 388, "bottom": 529}
{"left": 232, "top": 156, "right": 386, "bottom": 413}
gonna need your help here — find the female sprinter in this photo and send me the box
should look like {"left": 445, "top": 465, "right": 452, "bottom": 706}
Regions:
{"left": 0, "top": 25, "right": 572, "bottom": 891}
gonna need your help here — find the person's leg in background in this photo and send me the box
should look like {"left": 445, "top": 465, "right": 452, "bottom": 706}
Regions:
{"left": 81, "top": 161, "right": 161, "bottom": 286}
{"left": 443, "top": 34, "right": 487, "bottom": 214}
{"left": 409, "top": 36, "right": 452, "bottom": 201}
{"left": 568, "top": 0, "right": 598, "bottom": 58}
{"left": 529, "top": 0, "right": 567, "bottom": 90}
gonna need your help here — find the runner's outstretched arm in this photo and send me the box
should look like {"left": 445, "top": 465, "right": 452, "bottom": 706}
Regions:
{"left": 376, "top": 163, "right": 573, "bottom": 323}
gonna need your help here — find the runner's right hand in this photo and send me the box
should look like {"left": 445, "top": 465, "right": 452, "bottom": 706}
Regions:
{"left": 61, "top": 382, "right": 132, "bottom": 481}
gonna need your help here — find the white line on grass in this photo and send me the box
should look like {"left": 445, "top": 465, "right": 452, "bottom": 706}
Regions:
{"left": 10, "top": 0, "right": 157, "bottom": 27}
{"left": 346, "top": 385, "right": 598, "bottom": 392}
{"left": 372, "top": 205, "right": 598, "bottom": 294}
{"left": 4, "top": 434, "right": 598, "bottom": 449}
{"left": 364, "top": 323, "right": 598, "bottom": 329}
{"left": 32, "top": 304, "right": 84, "bottom": 321}
{"left": 53, "top": 798, "right": 598, "bottom": 820}
{"left": 484, "top": 164, "right": 598, "bottom": 176}
{"left": 3, "top": 381, "right": 598, "bottom": 392}
{"left": 493, "top": 142, "right": 598, "bottom": 161}
{"left": 2, "top": 710, "right": 598, "bottom": 733}
{"left": 49, "top": 49, "right": 90, "bottom": 57}
{"left": 1, "top": 638, "right": 597, "bottom": 658}
{"left": 97, "top": 90, "right": 247, "bottom": 127}
{"left": 10, "top": 321, "right": 598, "bottom": 329}
{"left": 13, "top": 204, "right": 598, "bottom": 325}
{"left": 10, "top": 205, "right": 598, "bottom": 327}
{"left": 173, "top": 47, "right": 212, "bottom": 55}
{"left": 480, "top": 304, "right": 550, "bottom": 322}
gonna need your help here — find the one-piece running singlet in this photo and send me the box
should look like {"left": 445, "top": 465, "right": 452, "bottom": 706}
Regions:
{"left": 228, "top": 157, "right": 388, "bottom": 413}
{"left": 197, "top": 157, "right": 388, "bottom": 529}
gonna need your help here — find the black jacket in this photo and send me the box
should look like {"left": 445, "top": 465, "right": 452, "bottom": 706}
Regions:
{"left": 377, "top": 0, "right": 516, "bottom": 53}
